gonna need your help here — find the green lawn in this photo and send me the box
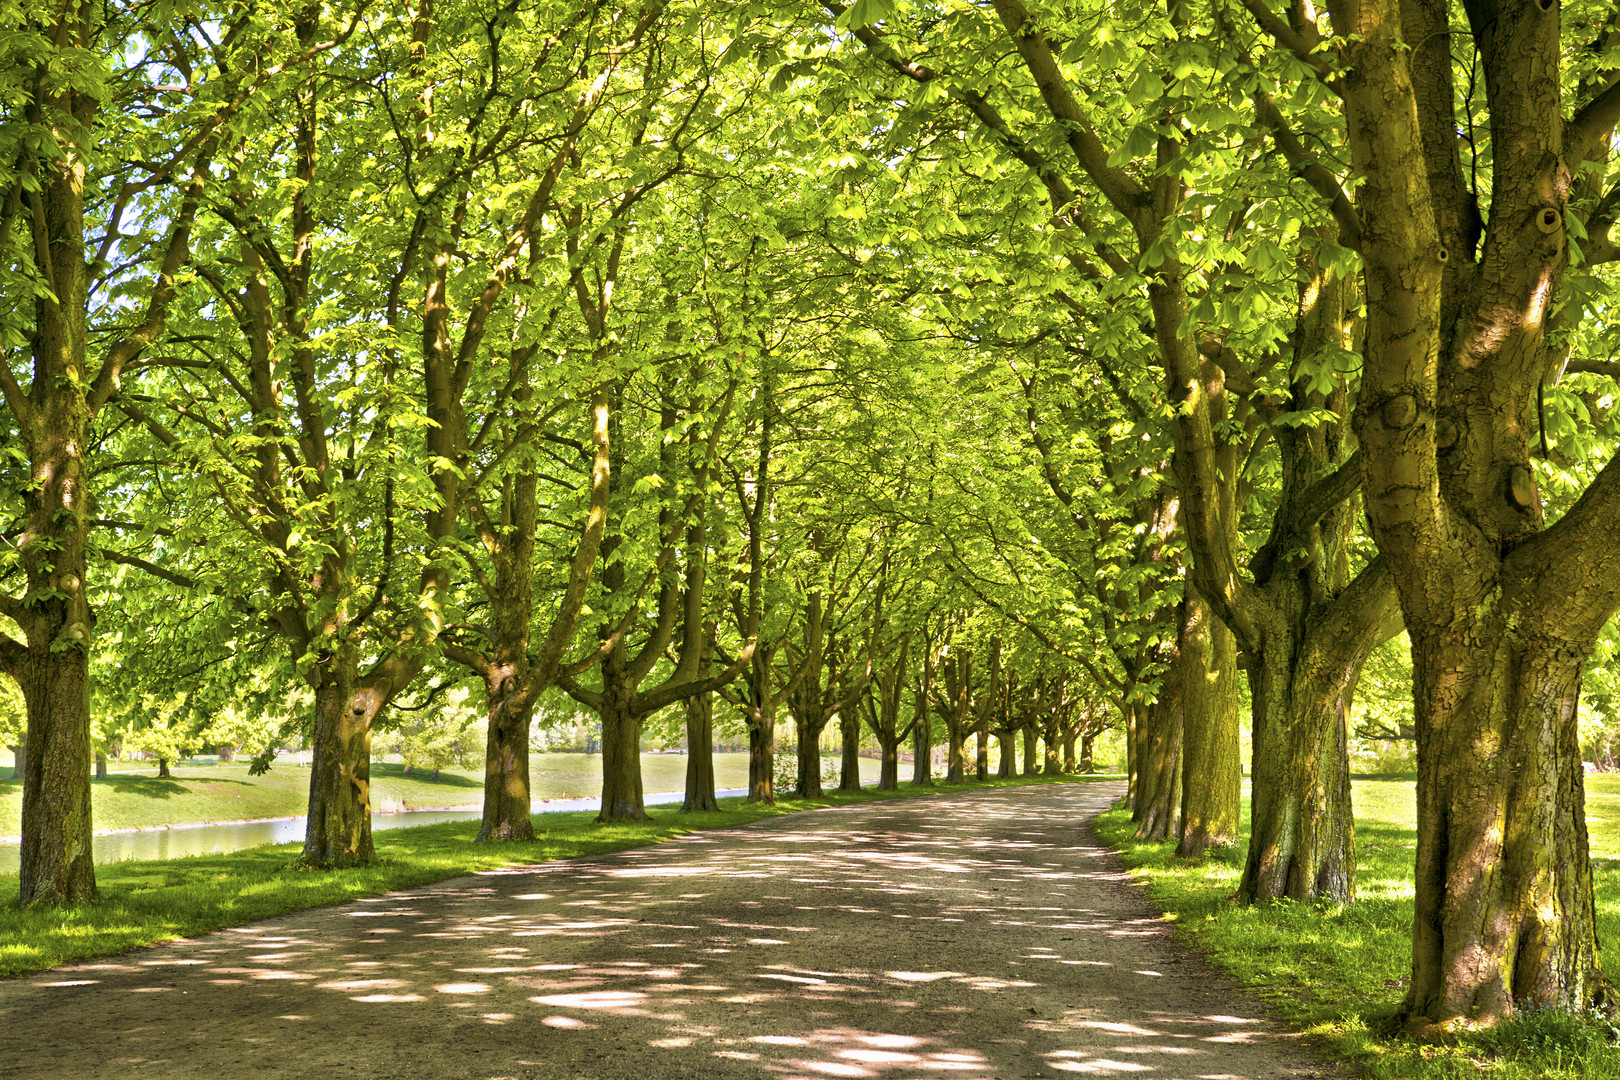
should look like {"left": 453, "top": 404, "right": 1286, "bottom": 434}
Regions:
{"left": 0, "top": 752, "right": 874, "bottom": 836}
{"left": 1094, "top": 774, "right": 1620, "bottom": 1079}
{"left": 0, "top": 772, "right": 1109, "bottom": 977}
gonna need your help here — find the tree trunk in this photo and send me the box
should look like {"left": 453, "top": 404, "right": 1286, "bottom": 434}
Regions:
{"left": 838, "top": 712, "right": 861, "bottom": 792}
{"left": 946, "top": 722, "right": 966, "bottom": 783}
{"left": 1022, "top": 727, "right": 1038, "bottom": 776}
{"left": 303, "top": 660, "right": 377, "bottom": 867}
{"left": 682, "top": 691, "right": 719, "bottom": 812}
{"left": 94, "top": 751, "right": 106, "bottom": 780}
{"left": 877, "top": 736, "right": 899, "bottom": 790}
{"left": 478, "top": 667, "right": 535, "bottom": 842}
{"left": 1123, "top": 701, "right": 1139, "bottom": 800}
{"left": 1177, "top": 593, "right": 1242, "bottom": 858}
{"left": 1043, "top": 720, "right": 1063, "bottom": 776}
{"left": 1133, "top": 680, "right": 1182, "bottom": 842}
{"left": 795, "top": 710, "right": 824, "bottom": 798}
{"left": 1396, "top": 624, "right": 1605, "bottom": 1025}
{"left": 16, "top": 651, "right": 96, "bottom": 905}
{"left": 974, "top": 728, "right": 989, "bottom": 781}
{"left": 596, "top": 696, "right": 647, "bottom": 822}
{"left": 10, "top": 744, "right": 24, "bottom": 781}
{"left": 1063, "top": 731, "right": 1078, "bottom": 772}
{"left": 1079, "top": 733, "right": 1096, "bottom": 773}
{"left": 747, "top": 706, "right": 775, "bottom": 804}
{"left": 907, "top": 709, "right": 933, "bottom": 786}
{"left": 996, "top": 731, "right": 1014, "bottom": 778}
{"left": 157, "top": 758, "right": 171, "bottom": 779}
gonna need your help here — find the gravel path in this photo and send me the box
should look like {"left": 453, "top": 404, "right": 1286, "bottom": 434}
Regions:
{"left": 1, "top": 781, "right": 1337, "bottom": 1079}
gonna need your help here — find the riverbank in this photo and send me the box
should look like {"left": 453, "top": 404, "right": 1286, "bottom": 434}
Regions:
{"left": 0, "top": 752, "right": 845, "bottom": 836}
{"left": 0, "top": 773, "right": 1110, "bottom": 977}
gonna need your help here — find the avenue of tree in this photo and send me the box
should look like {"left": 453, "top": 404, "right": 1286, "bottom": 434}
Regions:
{"left": 2, "top": 0, "right": 1619, "bottom": 1037}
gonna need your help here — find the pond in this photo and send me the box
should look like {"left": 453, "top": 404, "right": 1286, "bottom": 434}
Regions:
{"left": 0, "top": 787, "right": 747, "bottom": 876}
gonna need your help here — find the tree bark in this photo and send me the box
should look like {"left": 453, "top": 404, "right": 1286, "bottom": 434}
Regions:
{"left": 16, "top": 652, "right": 96, "bottom": 905}
{"left": 1022, "top": 727, "right": 1038, "bottom": 776}
{"left": 838, "top": 711, "right": 862, "bottom": 792}
{"left": 747, "top": 706, "right": 775, "bottom": 803}
{"left": 1078, "top": 733, "right": 1095, "bottom": 773}
{"left": 974, "top": 728, "right": 989, "bottom": 781}
{"left": 478, "top": 669, "right": 535, "bottom": 842}
{"left": 794, "top": 708, "right": 827, "bottom": 798}
{"left": 596, "top": 690, "right": 647, "bottom": 822}
{"left": 94, "top": 752, "right": 106, "bottom": 780}
{"left": 911, "top": 684, "right": 932, "bottom": 785}
{"left": 1176, "top": 592, "right": 1241, "bottom": 857}
{"left": 682, "top": 691, "right": 719, "bottom": 812}
{"left": 995, "top": 730, "right": 1015, "bottom": 778}
{"left": 303, "top": 656, "right": 376, "bottom": 867}
{"left": 1133, "top": 661, "right": 1183, "bottom": 841}
{"left": 946, "top": 722, "right": 967, "bottom": 783}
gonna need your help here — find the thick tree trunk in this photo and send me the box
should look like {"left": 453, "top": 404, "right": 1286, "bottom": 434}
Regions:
{"left": 907, "top": 705, "right": 933, "bottom": 780}
{"left": 1043, "top": 720, "right": 1063, "bottom": 776}
{"left": 94, "top": 752, "right": 106, "bottom": 780}
{"left": 1123, "top": 701, "right": 1139, "bottom": 800}
{"left": 795, "top": 711, "right": 825, "bottom": 798}
{"left": 1079, "top": 733, "right": 1096, "bottom": 773}
{"left": 1133, "top": 683, "right": 1182, "bottom": 842}
{"left": 157, "top": 758, "right": 171, "bottom": 779}
{"left": 1397, "top": 624, "right": 1606, "bottom": 1026}
{"left": 838, "top": 712, "right": 861, "bottom": 792}
{"left": 946, "top": 723, "right": 967, "bottom": 783}
{"left": 974, "top": 728, "right": 989, "bottom": 781}
{"left": 596, "top": 696, "right": 647, "bottom": 822}
{"left": 17, "top": 651, "right": 96, "bottom": 905}
{"left": 682, "top": 692, "right": 719, "bottom": 812}
{"left": 303, "top": 661, "right": 376, "bottom": 867}
{"left": 996, "top": 731, "right": 1014, "bottom": 778}
{"left": 877, "top": 736, "right": 900, "bottom": 790}
{"left": 1063, "top": 732, "right": 1078, "bottom": 772}
{"left": 911, "top": 702, "right": 932, "bottom": 785}
{"left": 1241, "top": 655, "right": 1354, "bottom": 902}
{"left": 747, "top": 707, "right": 775, "bottom": 804}
{"left": 1177, "top": 594, "right": 1242, "bottom": 857}
{"left": 1022, "top": 728, "right": 1038, "bottom": 776}
{"left": 9, "top": 744, "right": 23, "bottom": 781}
{"left": 478, "top": 668, "right": 534, "bottom": 842}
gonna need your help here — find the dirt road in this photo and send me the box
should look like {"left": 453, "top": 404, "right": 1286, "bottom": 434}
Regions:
{"left": 1, "top": 782, "right": 1334, "bottom": 1079}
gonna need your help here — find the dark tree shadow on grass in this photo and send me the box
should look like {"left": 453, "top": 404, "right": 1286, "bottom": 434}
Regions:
{"left": 371, "top": 762, "right": 483, "bottom": 792}
{"left": 93, "top": 776, "right": 255, "bottom": 799}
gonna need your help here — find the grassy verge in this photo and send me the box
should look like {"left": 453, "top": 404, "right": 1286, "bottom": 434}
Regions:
{"left": 0, "top": 772, "right": 1112, "bottom": 978}
{"left": 1094, "top": 775, "right": 1620, "bottom": 1080}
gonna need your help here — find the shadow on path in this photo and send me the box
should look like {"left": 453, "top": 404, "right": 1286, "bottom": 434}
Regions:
{"left": 0, "top": 783, "right": 1336, "bottom": 1080}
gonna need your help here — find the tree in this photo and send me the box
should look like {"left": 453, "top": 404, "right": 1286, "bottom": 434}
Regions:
{"left": 1282, "top": 0, "right": 1620, "bottom": 1027}
{"left": 0, "top": 3, "right": 295, "bottom": 903}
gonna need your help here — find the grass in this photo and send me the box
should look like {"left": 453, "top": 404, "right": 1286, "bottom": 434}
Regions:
{"left": 0, "top": 771, "right": 1112, "bottom": 978}
{"left": 0, "top": 752, "right": 860, "bottom": 835}
{"left": 1094, "top": 774, "right": 1620, "bottom": 1079}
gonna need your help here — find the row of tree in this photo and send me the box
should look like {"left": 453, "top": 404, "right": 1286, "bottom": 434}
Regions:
{"left": 4, "top": 0, "right": 1619, "bottom": 1036}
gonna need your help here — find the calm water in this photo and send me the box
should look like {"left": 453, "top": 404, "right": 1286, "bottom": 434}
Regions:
{"left": 0, "top": 787, "right": 746, "bottom": 876}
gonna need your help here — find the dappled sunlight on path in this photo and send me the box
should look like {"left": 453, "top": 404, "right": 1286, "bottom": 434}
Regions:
{"left": 0, "top": 784, "right": 1331, "bottom": 1079}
